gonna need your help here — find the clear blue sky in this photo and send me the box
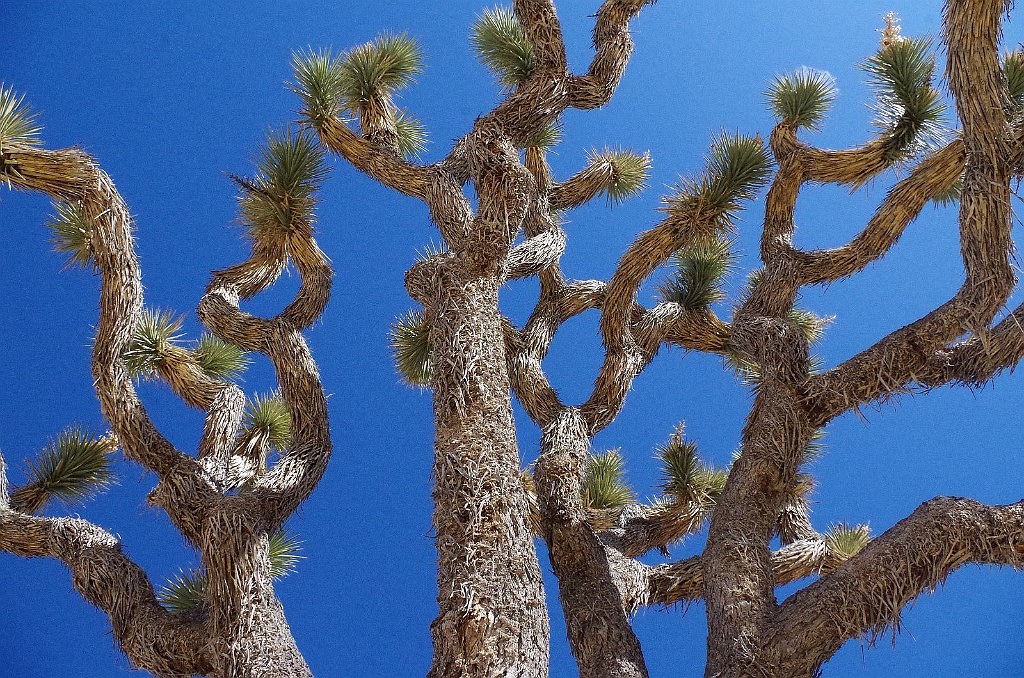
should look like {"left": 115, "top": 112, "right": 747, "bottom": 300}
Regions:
{"left": 2, "top": 2, "right": 1023, "bottom": 676}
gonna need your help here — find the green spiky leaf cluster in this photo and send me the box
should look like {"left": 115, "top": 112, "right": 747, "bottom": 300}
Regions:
{"left": 766, "top": 67, "right": 838, "bottom": 131}
{"left": 587, "top": 148, "right": 651, "bottom": 205}
{"left": 13, "top": 428, "right": 115, "bottom": 514}
{"left": 0, "top": 84, "right": 41, "bottom": 148}
{"left": 292, "top": 49, "right": 348, "bottom": 128}
{"left": 863, "top": 37, "right": 946, "bottom": 160}
{"left": 525, "top": 121, "right": 562, "bottom": 150}
{"left": 47, "top": 201, "right": 96, "bottom": 270}
{"left": 393, "top": 109, "right": 428, "bottom": 158}
{"left": 238, "top": 129, "right": 329, "bottom": 241}
{"left": 192, "top": 334, "right": 250, "bottom": 380}
{"left": 826, "top": 522, "right": 871, "bottom": 560}
{"left": 658, "top": 237, "right": 734, "bottom": 309}
{"left": 123, "top": 309, "right": 184, "bottom": 379}
{"left": 159, "top": 530, "right": 302, "bottom": 615}
{"left": 390, "top": 310, "right": 432, "bottom": 387}
{"left": 1003, "top": 50, "right": 1024, "bottom": 115}
{"left": 471, "top": 6, "right": 536, "bottom": 88}
{"left": 930, "top": 178, "right": 963, "bottom": 207}
{"left": 269, "top": 530, "right": 304, "bottom": 577}
{"left": 787, "top": 307, "right": 832, "bottom": 344}
{"left": 582, "top": 450, "right": 635, "bottom": 510}
{"left": 656, "top": 432, "right": 727, "bottom": 506}
{"left": 667, "top": 132, "right": 773, "bottom": 232}
{"left": 158, "top": 570, "right": 207, "bottom": 615}
{"left": 337, "top": 33, "right": 422, "bottom": 109}
{"left": 243, "top": 393, "right": 292, "bottom": 451}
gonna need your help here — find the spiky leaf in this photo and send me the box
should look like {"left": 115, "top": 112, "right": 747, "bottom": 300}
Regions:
{"left": 124, "top": 309, "right": 184, "bottom": 379}
{"left": 292, "top": 49, "right": 347, "bottom": 128}
{"left": 787, "top": 308, "right": 832, "bottom": 344}
{"left": 826, "top": 523, "right": 871, "bottom": 560}
{"left": 46, "top": 201, "right": 95, "bottom": 270}
{"left": 766, "top": 67, "right": 838, "bottom": 131}
{"left": 390, "top": 310, "right": 432, "bottom": 387}
{"left": 244, "top": 393, "right": 292, "bottom": 450}
{"left": 472, "top": 7, "right": 536, "bottom": 88}
{"left": 0, "top": 84, "right": 42, "bottom": 148}
{"left": 239, "top": 129, "right": 328, "bottom": 241}
{"left": 269, "top": 530, "right": 304, "bottom": 577}
{"left": 930, "top": 178, "right": 963, "bottom": 207}
{"left": 159, "top": 570, "right": 206, "bottom": 615}
{"left": 14, "top": 429, "right": 115, "bottom": 513}
{"left": 658, "top": 237, "right": 734, "bottom": 309}
{"left": 338, "top": 33, "right": 422, "bottom": 109}
{"left": 667, "top": 132, "right": 773, "bottom": 232}
{"left": 586, "top": 148, "right": 651, "bottom": 205}
{"left": 192, "top": 334, "right": 249, "bottom": 380}
{"left": 583, "top": 450, "right": 634, "bottom": 510}
{"left": 1003, "top": 50, "right": 1024, "bottom": 115}
{"left": 525, "top": 121, "right": 562, "bottom": 150}
{"left": 657, "top": 431, "right": 726, "bottom": 506}
{"left": 393, "top": 109, "right": 428, "bottom": 158}
{"left": 863, "top": 37, "right": 946, "bottom": 160}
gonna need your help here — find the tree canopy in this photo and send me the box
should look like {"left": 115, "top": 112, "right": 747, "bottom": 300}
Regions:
{"left": 2, "top": 2, "right": 1023, "bottom": 676}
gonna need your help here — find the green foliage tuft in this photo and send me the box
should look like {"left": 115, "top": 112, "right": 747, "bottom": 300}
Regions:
{"left": 17, "top": 428, "right": 115, "bottom": 513}
{"left": 1003, "top": 50, "right": 1024, "bottom": 115}
{"left": 587, "top": 148, "right": 651, "bottom": 205}
{"left": 390, "top": 310, "right": 432, "bottom": 387}
{"left": 658, "top": 237, "right": 734, "bottom": 310}
{"left": 657, "top": 429, "right": 726, "bottom": 506}
{"left": 766, "top": 67, "right": 838, "bottom": 131}
{"left": 338, "top": 33, "right": 423, "bottom": 109}
{"left": 124, "top": 309, "right": 184, "bottom": 379}
{"left": 269, "top": 530, "right": 304, "bottom": 577}
{"left": 292, "top": 49, "right": 347, "bottom": 129}
{"left": 192, "top": 334, "right": 250, "bottom": 380}
{"left": 393, "top": 109, "right": 428, "bottom": 158}
{"left": 826, "top": 522, "right": 871, "bottom": 560}
{"left": 930, "top": 178, "right": 963, "bottom": 207}
{"left": 582, "top": 450, "right": 635, "bottom": 510}
{"left": 525, "top": 121, "right": 562, "bottom": 150}
{"left": 471, "top": 6, "right": 536, "bottom": 88}
{"left": 863, "top": 37, "right": 946, "bottom": 160}
{"left": 787, "top": 307, "right": 832, "bottom": 344}
{"left": 668, "top": 132, "right": 773, "bottom": 231}
{"left": 46, "top": 201, "right": 96, "bottom": 270}
{"left": 159, "top": 570, "right": 207, "bottom": 615}
{"left": 238, "top": 129, "right": 329, "bottom": 241}
{"left": 0, "top": 84, "right": 42, "bottom": 148}
{"left": 244, "top": 393, "right": 292, "bottom": 451}
{"left": 159, "top": 530, "right": 301, "bottom": 614}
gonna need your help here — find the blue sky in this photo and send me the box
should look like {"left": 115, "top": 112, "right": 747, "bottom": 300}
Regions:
{"left": 2, "top": 2, "right": 1023, "bottom": 676}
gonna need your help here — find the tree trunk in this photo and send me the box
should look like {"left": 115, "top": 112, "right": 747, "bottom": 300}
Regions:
{"left": 426, "top": 259, "right": 549, "bottom": 678}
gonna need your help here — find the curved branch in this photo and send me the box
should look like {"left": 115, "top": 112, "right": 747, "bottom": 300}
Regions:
{"left": 513, "top": 0, "right": 567, "bottom": 75}
{"left": 0, "top": 455, "right": 211, "bottom": 675}
{"left": 770, "top": 497, "right": 1024, "bottom": 676}
{"left": 568, "top": 0, "right": 657, "bottom": 110}
{"left": 804, "top": 0, "right": 1015, "bottom": 424}
{"left": 549, "top": 161, "right": 614, "bottom": 211}
{"left": 2, "top": 146, "right": 212, "bottom": 514}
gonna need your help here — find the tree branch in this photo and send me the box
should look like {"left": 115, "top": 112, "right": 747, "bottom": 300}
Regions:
{"left": 770, "top": 497, "right": 1024, "bottom": 676}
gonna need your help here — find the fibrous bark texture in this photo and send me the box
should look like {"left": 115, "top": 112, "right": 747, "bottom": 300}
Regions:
{"left": 4, "top": 2, "right": 1024, "bottom": 677}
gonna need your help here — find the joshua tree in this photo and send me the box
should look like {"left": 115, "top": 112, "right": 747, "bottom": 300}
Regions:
{"left": 2, "top": 1, "right": 1024, "bottom": 677}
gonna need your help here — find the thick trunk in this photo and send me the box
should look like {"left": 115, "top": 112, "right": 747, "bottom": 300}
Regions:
{"left": 203, "top": 516, "right": 312, "bottom": 678}
{"left": 537, "top": 410, "right": 648, "bottom": 678}
{"left": 702, "top": 319, "right": 812, "bottom": 677}
{"left": 427, "top": 262, "right": 549, "bottom": 678}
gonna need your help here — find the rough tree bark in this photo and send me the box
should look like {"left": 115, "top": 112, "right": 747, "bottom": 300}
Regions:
{"left": 4, "top": 2, "right": 1024, "bottom": 677}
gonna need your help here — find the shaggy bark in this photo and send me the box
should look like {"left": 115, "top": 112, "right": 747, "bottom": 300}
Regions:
{"left": 5, "top": 2, "right": 1024, "bottom": 677}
